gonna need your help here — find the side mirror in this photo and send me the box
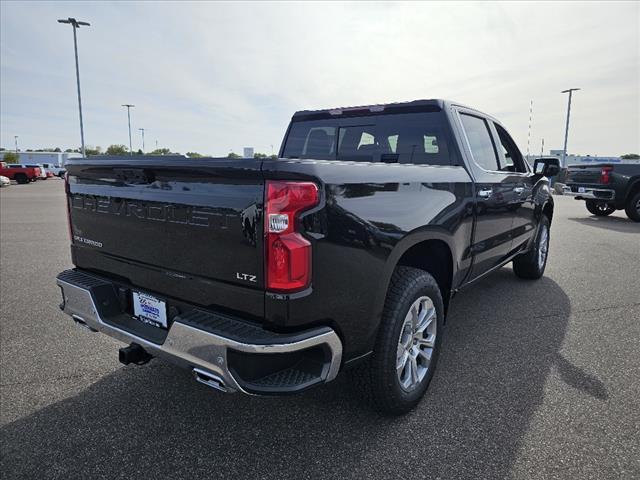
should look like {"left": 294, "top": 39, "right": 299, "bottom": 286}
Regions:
{"left": 534, "top": 157, "right": 560, "bottom": 177}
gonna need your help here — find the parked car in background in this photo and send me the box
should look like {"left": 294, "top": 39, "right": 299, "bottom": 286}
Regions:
{"left": 56, "top": 99, "right": 558, "bottom": 414}
{"left": 41, "top": 163, "right": 67, "bottom": 178}
{"left": 24, "top": 164, "right": 48, "bottom": 180}
{"left": 563, "top": 163, "right": 640, "bottom": 222}
{"left": 0, "top": 175, "right": 10, "bottom": 187}
{"left": 0, "top": 162, "right": 41, "bottom": 184}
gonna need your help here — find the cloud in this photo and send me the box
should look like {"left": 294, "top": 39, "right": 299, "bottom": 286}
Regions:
{"left": 1, "top": 1, "right": 638, "bottom": 156}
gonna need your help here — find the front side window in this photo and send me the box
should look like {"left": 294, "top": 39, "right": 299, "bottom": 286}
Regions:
{"left": 459, "top": 113, "right": 499, "bottom": 171}
{"left": 494, "top": 123, "right": 527, "bottom": 173}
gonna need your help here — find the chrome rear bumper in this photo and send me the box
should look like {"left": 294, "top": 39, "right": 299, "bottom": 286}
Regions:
{"left": 56, "top": 269, "right": 342, "bottom": 395}
{"left": 562, "top": 186, "right": 615, "bottom": 200}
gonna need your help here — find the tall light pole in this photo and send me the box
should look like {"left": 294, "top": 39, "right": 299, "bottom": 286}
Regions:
{"left": 138, "top": 128, "right": 145, "bottom": 153}
{"left": 121, "top": 104, "right": 135, "bottom": 155}
{"left": 14, "top": 135, "right": 19, "bottom": 153}
{"left": 561, "top": 88, "right": 580, "bottom": 168}
{"left": 58, "top": 18, "right": 90, "bottom": 158}
{"left": 526, "top": 100, "right": 533, "bottom": 164}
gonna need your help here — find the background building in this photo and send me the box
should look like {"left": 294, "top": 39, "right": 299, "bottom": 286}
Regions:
{"left": 0, "top": 151, "right": 81, "bottom": 166}
{"left": 243, "top": 147, "right": 254, "bottom": 158}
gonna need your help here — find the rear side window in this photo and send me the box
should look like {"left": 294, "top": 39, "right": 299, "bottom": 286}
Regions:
{"left": 459, "top": 113, "right": 499, "bottom": 171}
{"left": 282, "top": 112, "right": 456, "bottom": 166}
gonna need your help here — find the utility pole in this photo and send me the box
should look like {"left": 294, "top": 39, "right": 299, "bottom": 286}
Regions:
{"left": 121, "top": 104, "right": 135, "bottom": 155}
{"left": 526, "top": 100, "right": 533, "bottom": 163}
{"left": 138, "top": 128, "right": 145, "bottom": 153}
{"left": 561, "top": 88, "right": 580, "bottom": 169}
{"left": 58, "top": 18, "right": 90, "bottom": 158}
{"left": 14, "top": 135, "right": 19, "bottom": 153}
{"left": 541, "top": 138, "right": 545, "bottom": 158}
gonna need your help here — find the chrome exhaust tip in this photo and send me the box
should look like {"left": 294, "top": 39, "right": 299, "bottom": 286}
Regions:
{"left": 72, "top": 315, "right": 98, "bottom": 332}
{"left": 193, "top": 368, "right": 227, "bottom": 393}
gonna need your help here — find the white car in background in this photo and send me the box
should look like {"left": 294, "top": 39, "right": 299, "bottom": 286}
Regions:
{"left": 23, "top": 164, "right": 48, "bottom": 179}
{"left": 0, "top": 175, "right": 10, "bottom": 187}
{"left": 41, "top": 163, "right": 67, "bottom": 178}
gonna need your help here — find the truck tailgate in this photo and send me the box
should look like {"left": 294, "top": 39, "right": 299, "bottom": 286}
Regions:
{"left": 566, "top": 164, "right": 607, "bottom": 184}
{"left": 66, "top": 157, "right": 265, "bottom": 319}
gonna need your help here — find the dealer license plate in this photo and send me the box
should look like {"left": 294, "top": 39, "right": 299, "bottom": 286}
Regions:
{"left": 133, "top": 291, "right": 167, "bottom": 329}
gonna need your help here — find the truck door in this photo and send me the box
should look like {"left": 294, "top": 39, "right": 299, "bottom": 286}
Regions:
{"left": 490, "top": 122, "right": 537, "bottom": 253}
{"left": 456, "top": 110, "right": 518, "bottom": 280}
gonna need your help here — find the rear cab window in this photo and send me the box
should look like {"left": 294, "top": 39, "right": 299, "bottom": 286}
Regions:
{"left": 282, "top": 111, "right": 459, "bottom": 166}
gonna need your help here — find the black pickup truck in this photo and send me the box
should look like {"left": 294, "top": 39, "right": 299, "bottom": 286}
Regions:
{"left": 56, "top": 99, "right": 559, "bottom": 414}
{"left": 563, "top": 163, "right": 640, "bottom": 221}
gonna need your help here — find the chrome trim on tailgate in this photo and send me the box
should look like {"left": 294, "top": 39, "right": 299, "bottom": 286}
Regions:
{"left": 57, "top": 274, "right": 342, "bottom": 394}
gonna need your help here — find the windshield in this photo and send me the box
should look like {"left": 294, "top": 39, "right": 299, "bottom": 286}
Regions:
{"left": 282, "top": 112, "right": 457, "bottom": 166}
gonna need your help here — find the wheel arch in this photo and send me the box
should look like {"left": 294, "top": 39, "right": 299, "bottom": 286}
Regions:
{"left": 624, "top": 177, "right": 640, "bottom": 202}
{"left": 542, "top": 196, "right": 554, "bottom": 224}
{"left": 373, "top": 230, "right": 457, "bottom": 332}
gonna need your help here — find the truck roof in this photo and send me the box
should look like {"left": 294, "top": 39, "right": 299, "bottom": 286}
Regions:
{"left": 292, "top": 99, "right": 447, "bottom": 121}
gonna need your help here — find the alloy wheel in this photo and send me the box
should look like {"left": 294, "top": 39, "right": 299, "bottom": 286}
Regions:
{"left": 538, "top": 224, "right": 549, "bottom": 269}
{"left": 396, "top": 296, "right": 437, "bottom": 391}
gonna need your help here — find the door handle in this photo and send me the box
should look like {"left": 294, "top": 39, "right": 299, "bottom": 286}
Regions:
{"left": 513, "top": 187, "right": 524, "bottom": 194}
{"left": 477, "top": 188, "right": 492, "bottom": 198}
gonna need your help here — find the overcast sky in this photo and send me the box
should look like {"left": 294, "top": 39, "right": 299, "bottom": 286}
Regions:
{"left": 1, "top": 1, "right": 638, "bottom": 157}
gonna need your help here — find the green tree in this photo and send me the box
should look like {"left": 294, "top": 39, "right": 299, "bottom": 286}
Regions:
{"left": 253, "top": 152, "right": 268, "bottom": 159}
{"left": 85, "top": 146, "right": 102, "bottom": 156}
{"left": 106, "top": 144, "right": 128, "bottom": 155}
{"left": 227, "top": 152, "right": 241, "bottom": 159}
{"left": 270, "top": 154, "right": 278, "bottom": 160}
{"left": 150, "top": 148, "right": 171, "bottom": 155}
{"left": 186, "top": 152, "right": 203, "bottom": 158}
{"left": 2, "top": 152, "right": 19, "bottom": 163}
{"left": 621, "top": 153, "right": 639, "bottom": 159}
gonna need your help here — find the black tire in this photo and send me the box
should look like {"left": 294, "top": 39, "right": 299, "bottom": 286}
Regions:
{"left": 15, "top": 174, "right": 28, "bottom": 185}
{"left": 624, "top": 190, "right": 640, "bottom": 222}
{"left": 58, "top": 172, "right": 66, "bottom": 179}
{"left": 513, "top": 215, "right": 550, "bottom": 279}
{"left": 351, "top": 267, "right": 444, "bottom": 415}
{"left": 585, "top": 199, "right": 615, "bottom": 216}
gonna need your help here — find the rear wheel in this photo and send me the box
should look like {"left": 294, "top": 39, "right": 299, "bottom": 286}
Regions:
{"left": 625, "top": 190, "right": 640, "bottom": 222}
{"left": 513, "top": 215, "right": 550, "bottom": 279}
{"left": 15, "top": 174, "right": 28, "bottom": 184}
{"left": 585, "top": 199, "right": 615, "bottom": 216}
{"left": 351, "top": 267, "right": 444, "bottom": 415}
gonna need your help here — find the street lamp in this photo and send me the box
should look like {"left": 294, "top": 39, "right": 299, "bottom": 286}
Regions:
{"left": 57, "top": 17, "right": 90, "bottom": 158}
{"left": 138, "top": 128, "right": 145, "bottom": 153}
{"left": 14, "top": 135, "right": 18, "bottom": 153}
{"left": 561, "top": 88, "right": 580, "bottom": 169}
{"left": 121, "top": 104, "right": 135, "bottom": 155}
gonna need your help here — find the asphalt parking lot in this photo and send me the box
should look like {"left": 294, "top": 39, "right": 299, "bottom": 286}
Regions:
{"left": 1, "top": 180, "right": 639, "bottom": 480}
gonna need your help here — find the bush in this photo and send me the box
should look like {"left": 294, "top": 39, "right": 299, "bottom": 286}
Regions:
{"left": 2, "top": 152, "right": 19, "bottom": 163}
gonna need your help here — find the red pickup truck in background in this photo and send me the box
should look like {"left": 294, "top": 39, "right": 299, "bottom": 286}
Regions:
{"left": 0, "top": 162, "right": 42, "bottom": 184}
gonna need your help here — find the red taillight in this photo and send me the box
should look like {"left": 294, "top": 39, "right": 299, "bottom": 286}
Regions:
{"left": 600, "top": 166, "right": 613, "bottom": 184}
{"left": 265, "top": 181, "right": 319, "bottom": 292}
{"left": 64, "top": 173, "right": 73, "bottom": 241}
